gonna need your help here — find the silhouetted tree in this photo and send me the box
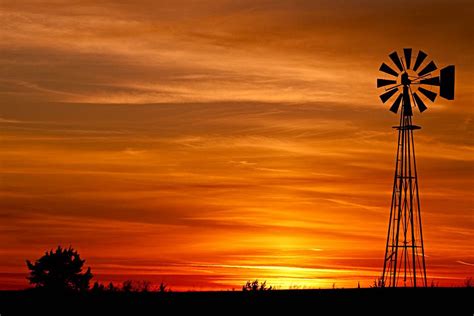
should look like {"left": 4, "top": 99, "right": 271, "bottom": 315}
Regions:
{"left": 242, "top": 279, "right": 272, "bottom": 291}
{"left": 26, "top": 246, "right": 92, "bottom": 292}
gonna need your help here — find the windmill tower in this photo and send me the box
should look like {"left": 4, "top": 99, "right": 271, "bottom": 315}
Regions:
{"left": 376, "top": 49, "right": 455, "bottom": 287}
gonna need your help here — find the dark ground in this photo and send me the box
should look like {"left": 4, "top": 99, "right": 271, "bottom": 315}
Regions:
{"left": 0, "top": 288, "right": 472, "bottom": 315}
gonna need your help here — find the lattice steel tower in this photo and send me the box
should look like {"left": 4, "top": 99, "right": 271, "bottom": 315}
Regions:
{"left": 376, "top": 49, "right": 455, "bottom": 287}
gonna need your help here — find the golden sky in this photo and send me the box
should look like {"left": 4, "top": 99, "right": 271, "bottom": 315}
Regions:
{"left": 0, "top": 0, "right": 473, "bottom": 290}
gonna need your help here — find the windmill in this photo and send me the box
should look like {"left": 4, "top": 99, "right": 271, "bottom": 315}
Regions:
{"left": 376, "top": 48, "right": 455, "bottom": 287}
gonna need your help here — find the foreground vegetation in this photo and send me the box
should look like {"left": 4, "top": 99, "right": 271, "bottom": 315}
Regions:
{"left": 3, "top": 246, "right": 469, "bottom": 314}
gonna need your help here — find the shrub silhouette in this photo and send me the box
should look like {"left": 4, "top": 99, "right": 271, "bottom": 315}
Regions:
{"left": 26, "top": 246, "right": 92, "bottom": 292}
{"left": 464, "top": 277, "right": 473, "bottom": 288}
{"left": 91, "top": 281, "right": 106, "bottom": 293}
{"left": 370, "top": 277, "right": 385, "bottom": 288}
{"left": 122, "top": 280, "right": 154, "bottom": 292}
{"left": 242, "top": 279, "right": 272, "bottom": 291}
{"left": 122, "top": 280, "right": 134, "bottom": 292}
{"left": 158, "top": 282, "right": 169, "bottom": 292}
{"left": 107, "top": 282, "right": 117, "bottom": 292}
{"left": 92, "top": 280, "right": 167, "bottom": 293}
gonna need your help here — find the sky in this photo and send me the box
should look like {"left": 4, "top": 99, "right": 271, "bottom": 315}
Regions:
{"left": 0, "top": 0, "right": 473, "bottom": 290}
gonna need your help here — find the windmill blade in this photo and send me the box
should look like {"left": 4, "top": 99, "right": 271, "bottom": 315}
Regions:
{"left": 403, "top": 48, "right": 412, "bottom": 69}
{"left": 418, "top": 61, "right": 437, "bottom": 76}
{"left": 389, "top": 51, "right": 404, "bottom": 71}
{"left": 413, "top": 50, "right": 427, "bottom": 71}
{"left": 403, "top": 87, "right": 412, "bottom": 116}
{"left": 420, "top": 76, "right": 440, "bottom": 86}
{"left": 380, "top": 88, "right": 399, "bottom": 103}
{"left": 389, "top": 93, "right": 403, "bottom": 113}
{"left": 418, "top": 87, "right": 437, "bottom": 102}
{"left": 413, "top": 92, "right": 428, "bottom": 113}
{"left": 377, "top": 79, "right": 397, "bottom": 88}
{"left": 379, "top": 63, "right": 399, "bottom": 77}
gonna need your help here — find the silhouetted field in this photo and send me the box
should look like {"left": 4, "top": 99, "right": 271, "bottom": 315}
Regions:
{"left": 0, "top": 288, "right": 472, "bottom": 315}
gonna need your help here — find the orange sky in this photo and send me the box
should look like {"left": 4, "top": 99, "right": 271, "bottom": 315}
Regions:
{"left": 0, "top": 0, "right": 473, "bottom": 290}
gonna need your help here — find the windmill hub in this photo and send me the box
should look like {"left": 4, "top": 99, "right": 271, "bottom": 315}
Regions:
{"left": 401, "top": 72, "right": 411, "bottom": 86}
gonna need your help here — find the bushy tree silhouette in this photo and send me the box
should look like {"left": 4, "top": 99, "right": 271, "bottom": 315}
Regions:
{"left": 26, "top": 246, "right": 92, "bottom": 291}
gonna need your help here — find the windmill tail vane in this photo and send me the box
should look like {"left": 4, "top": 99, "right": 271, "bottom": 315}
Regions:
{"left": 376, "top": 48, "right": 455, "bottom": 287}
